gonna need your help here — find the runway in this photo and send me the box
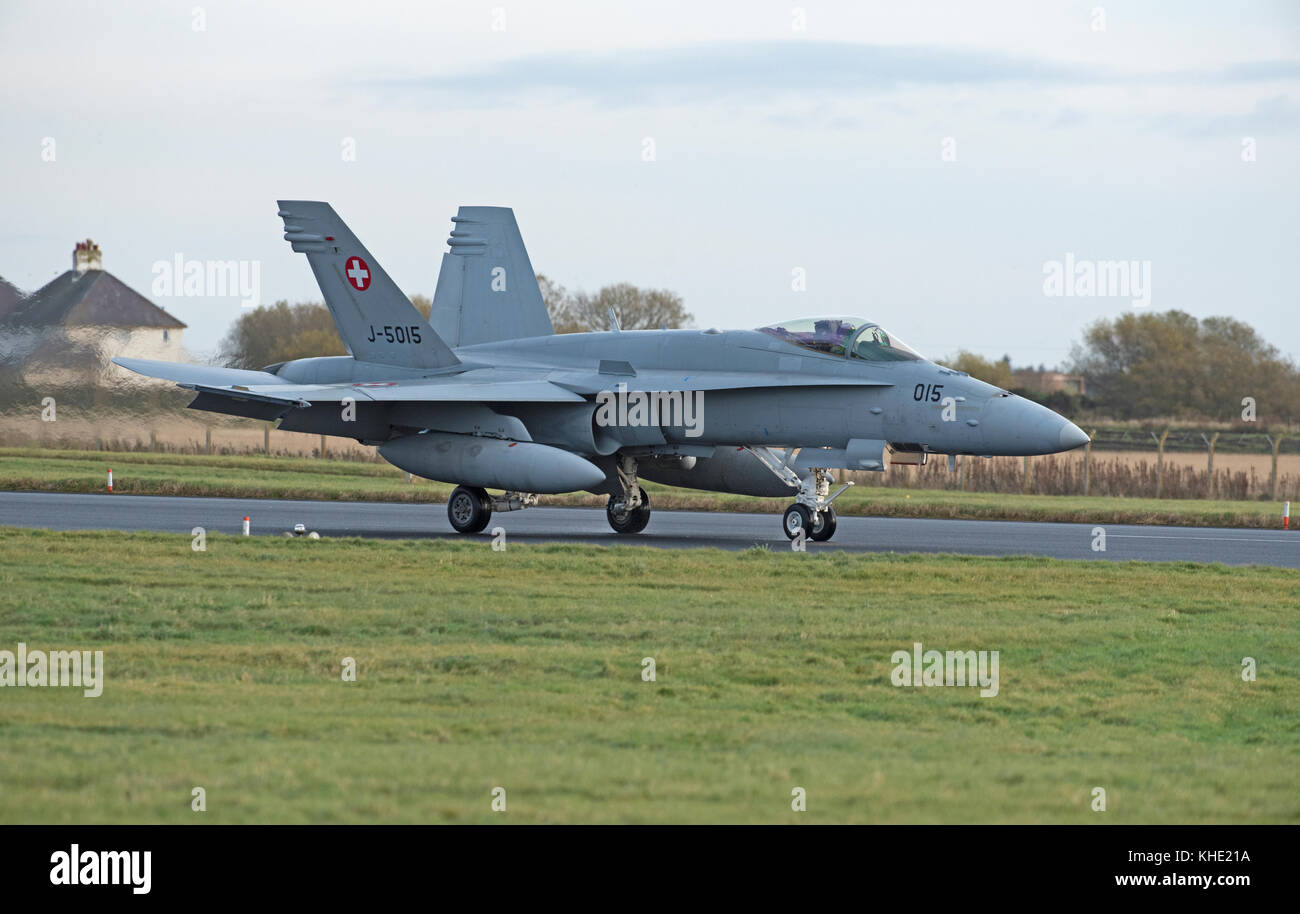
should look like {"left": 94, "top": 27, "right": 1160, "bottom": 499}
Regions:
{"left": 1, "top": 490, "right": 1296, "bottom": 568}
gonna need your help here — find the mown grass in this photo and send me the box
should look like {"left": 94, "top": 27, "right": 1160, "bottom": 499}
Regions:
{"left": 0, "top": 446, "right": 1293, "bottom": 528}
{"left": 0, "top": 528, "right": 1295, "bottom": 823}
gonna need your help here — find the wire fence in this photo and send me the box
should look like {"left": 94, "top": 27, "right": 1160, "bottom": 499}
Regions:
{"left": 3, "top": 417, "right": 1297, "bottom": 500}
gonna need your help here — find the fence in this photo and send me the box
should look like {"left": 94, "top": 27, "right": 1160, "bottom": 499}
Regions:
{"left": 3, "top": 413, "right": 1298, "bottom": 501}
{"left": 0, "top": 412, "right": 380, "bottom": 461}
{"left": 851, "top": 427, "right": 1298, "bottom": 500}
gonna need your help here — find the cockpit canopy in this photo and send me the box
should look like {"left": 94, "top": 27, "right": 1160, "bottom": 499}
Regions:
{"left": 757, "top": 316, "right": 924, "bottom": 362}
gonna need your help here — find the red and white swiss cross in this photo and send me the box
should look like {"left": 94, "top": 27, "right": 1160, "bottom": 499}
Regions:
{"left": 344, "top": 256, "right": 371, "bottom": 291}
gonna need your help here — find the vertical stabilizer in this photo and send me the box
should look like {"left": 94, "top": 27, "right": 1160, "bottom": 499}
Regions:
{"left": 431, "top": 206, "right": 554, "bottom": 347}
{"left": 277, "top": 200, "right": 459, "bottom": 369}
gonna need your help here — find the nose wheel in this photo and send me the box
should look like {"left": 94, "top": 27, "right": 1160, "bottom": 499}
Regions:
{"left": 782, "top": 504, "right": 837, "bottom": 541}
{"left": 811, "top": 505, "right": 837, "bottom": 541}
{"left": 784, "top": 466, "right": 846, "bottom": 542}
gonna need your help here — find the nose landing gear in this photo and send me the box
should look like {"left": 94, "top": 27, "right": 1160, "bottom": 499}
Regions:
{"left": 741, "top": 447, "right": 852, "bottom": 543}
{"left": 780, "top": 466, "right": 849, "bottom": 543}
{"left": 782, "top": 501, "right": 838, "bottom": 541}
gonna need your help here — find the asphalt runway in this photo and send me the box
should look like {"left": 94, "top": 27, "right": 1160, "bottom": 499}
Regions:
{"left": 1, "top": 490, "right": 1296, "bottom": 568}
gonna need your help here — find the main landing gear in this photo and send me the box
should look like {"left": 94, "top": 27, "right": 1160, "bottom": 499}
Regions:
{"left": 447, "top": 486, "right": 539, "bottom": 534}
{"left": 606, "top": 454, "right": 651, "bottom": 534}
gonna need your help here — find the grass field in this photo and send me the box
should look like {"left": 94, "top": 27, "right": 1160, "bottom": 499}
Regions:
{"left": 0, "top": 528, "right": 1296, "bottom": 823}
{"left": 1, "top": 446, "right": 1293, "bottom": 528}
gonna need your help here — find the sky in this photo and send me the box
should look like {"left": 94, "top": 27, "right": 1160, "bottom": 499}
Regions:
{"left": 2, "top": 0, "right": 1297, "bottom": 365}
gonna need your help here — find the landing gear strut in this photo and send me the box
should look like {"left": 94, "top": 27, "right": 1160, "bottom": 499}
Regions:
{"left": 607, "top": 454, "right": 651, "bottom": 534}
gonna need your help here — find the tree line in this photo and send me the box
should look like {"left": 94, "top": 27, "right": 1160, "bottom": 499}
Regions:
{"left": 219, "top": 279, "right": 692, "bottom": 369}
{"left": 944, "top": 311, "right": 1298, "bottom": 424}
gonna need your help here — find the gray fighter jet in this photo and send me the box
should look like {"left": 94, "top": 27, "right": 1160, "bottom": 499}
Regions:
{"left": 115, "top": 202, "right": 1089, "bottom": 542}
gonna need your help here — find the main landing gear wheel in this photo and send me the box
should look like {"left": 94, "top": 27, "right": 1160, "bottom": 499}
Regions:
{"left": 607, "top": 486, "right": 651, "bottom": 534}
{"left": 810, "top": 506, "right": 837, "bottom": 542}
{"left": 447, "top": 485, "right": 492, "bottom": 534}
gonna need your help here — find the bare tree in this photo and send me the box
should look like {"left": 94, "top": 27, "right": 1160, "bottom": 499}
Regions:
{"left": 544, "top": 280, "right": 692, "bottom": 333}
{"left": 536, "top": 274, "right": 581, "bottom": 333}
{"left": 218, "top": 300, "right": 344, "bottom": 369}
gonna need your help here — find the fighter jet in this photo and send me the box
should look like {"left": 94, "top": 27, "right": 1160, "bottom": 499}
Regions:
{"left": 114, "top": 201, "right": 1090, "bottom": 542}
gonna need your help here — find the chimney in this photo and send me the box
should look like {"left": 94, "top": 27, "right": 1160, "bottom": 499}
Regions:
{"left": 73, "top": 239, "right": 102, "bottom": 274}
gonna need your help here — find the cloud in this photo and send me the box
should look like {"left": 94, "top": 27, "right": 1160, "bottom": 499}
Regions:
{"left": 1151, "top": 95, "right": 1300, "bottom": 138}
{"left": 371, "top": 40, "right": 1300, "bottom": 109}
{"left": 373, "top": 41, "right": 1092, "bottom": 107}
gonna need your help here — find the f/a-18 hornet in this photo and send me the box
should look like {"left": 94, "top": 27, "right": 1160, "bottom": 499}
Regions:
{"left": 116, "top": 202, "right": 1090, "bottom": 542}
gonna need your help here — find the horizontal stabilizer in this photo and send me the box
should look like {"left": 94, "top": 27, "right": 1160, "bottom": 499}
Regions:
{"left": 113, "top": 357, "right": 288, "bottom": 388}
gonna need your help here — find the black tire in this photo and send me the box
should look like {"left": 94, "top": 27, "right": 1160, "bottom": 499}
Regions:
{"left": 607, "top": 486, "right": 651, "bottom": 534}
{"left": 810, "top": 506, "right": 837, "bottom": 542}
{"left": 782, "top": 503, "right": 813, "bottom": 540}
{"left": 447, "top": 485, "right": 492, "bottom": 534}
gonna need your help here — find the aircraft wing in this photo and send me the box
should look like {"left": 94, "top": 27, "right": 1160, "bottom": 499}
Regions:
{"left": 113, "top": 358, "right": 585, "bottom": 407}
{"left": 549, "top": 369, "right": 893, "bottom": 395}
{"left": 252, "top": 378, "right": 587, "bottom": 404}
{"left": 114, "top": 358, "right": 879, "bottom": 416}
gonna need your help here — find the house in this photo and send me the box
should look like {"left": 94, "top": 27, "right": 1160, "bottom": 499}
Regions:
{"left": 0, "top": 275, "right": 24, "bottom": 320}
{"left": 1011, "top": 368, "right": 1087, "bottom": 396}
{"left": 0, "top": 240, "right": 186, "bottom": 388}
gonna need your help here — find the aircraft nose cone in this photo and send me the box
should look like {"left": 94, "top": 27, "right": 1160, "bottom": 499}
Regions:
{"left": 1059, "top": 421, "right": 1089, "bottom": 451}
{"left": 980, "top": 395, "right": 1088, "bottom": 455}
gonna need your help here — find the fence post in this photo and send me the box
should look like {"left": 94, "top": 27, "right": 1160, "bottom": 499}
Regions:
{"left": 1152, "top": 428, "right": 1169, "bottom": 498}
{"left": 1022, "top": 455, "right": 1030, "bottom": 494}
{"left": 320, "top": 434, "right": 327, "bottom": 458}
{"left": 149, "top": 430, "right": 156, "bottom": 452}
{"left": 1267, "top": 435, "right": 1284, "bottom": 501}
{"left": 1201, "top": 432, "right": 1219, "bottom": 499}
{"left": 205, "top": 427, "right": 212, "bottom": 456}
{"left": 1082, "top": 431, "right": 1095, "bottom": 496}
{"left": 959, "top": 455, "right": 968, "bottom": 491}
{"left": 264, "top": 422, "right": 271, "bottom": 455}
